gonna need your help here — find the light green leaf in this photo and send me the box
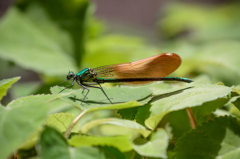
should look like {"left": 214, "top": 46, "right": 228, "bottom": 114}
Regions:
{"left": 81, "top": 118, "right": 151, "bottom": 138}
{"left": 195, "top": 41, "right": 240, "bottom": 85}
{"left": 0, "top": 8, "right": 76, "bottom": 75}
{"left": 0, "top": 101, "right": 48, "bottom": 159}
{"left": 10, "top": 82, "right": 41, "bottom": 99}
{"left": 51, "top": 85, "right": 152, "bottom": 110}
{"left": 7, "top": 93, "right": 73, "bottom": 108}
{"left": 132, "top": 128, "right": 168, "bottom": 158}
{"left": 0, "top": 77, "right": 20, "bottom": 100}
{"left": 83, "top": 35, "right": 158, "bottom": 68}
{"left": 46, "top": 113, "right": 78, "bottom": 133}
{"left": 175, "top": 116, "right": 240, "bottom": 159}
{"left": 70, "top": 147, "right": 106, "bottom": 159}
{"left": 0, "top": 93, "right": 72, "bottom": 159}
{"left": 233, "top": 85, "right": 240, "bottom": 95}
{"left": 69, "top": 135, "right": 132, "bottom": 152}
{"left": 159, "top": 3, "right": 240, "bottom": 41}
{"left": 146, "top": 84, "right": 232, "bottom": 130}
{"left": 228, "top": 96, "right": 240, "bottom": 111}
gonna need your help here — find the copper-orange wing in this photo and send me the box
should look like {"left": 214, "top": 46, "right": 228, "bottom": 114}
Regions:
{"left": 93, "top": 53, "right": 181, "bottom": 82}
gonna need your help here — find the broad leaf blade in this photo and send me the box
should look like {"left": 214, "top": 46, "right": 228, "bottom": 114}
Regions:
{"left": 0, "top": 8, "right": 76, "bottom": 75}
{"left": 0, "top": 93, "right": 72, "bottom": 159}
{"left": 132, "top": 128, "right": 168, "bottom": 158}
{"left": 81, "top": 118, "right": 151, "bottom": 138}
{"left": 146, "top": 84, "right": 232, "bottom": 129}
{"left": 175, "top": 116, "right": 240, "bottom": 159}
{"left": 46, "top": 113, "right": 78, "bottom": 133}
{"left": 0, "top": 102, "right": 48, "bottom": 159}
{"left": 69, "top": 135, "right": 132, "bottom": 152}
{"left": 51, "top": 85, "right": 152, "bottom": 110}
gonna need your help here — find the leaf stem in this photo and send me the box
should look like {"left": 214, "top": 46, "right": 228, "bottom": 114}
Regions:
{"left": 64, "top": 109, "right": 88, "bottom": 138}
{"left": 185, "top": 107, "right": 197, "bottom": 129}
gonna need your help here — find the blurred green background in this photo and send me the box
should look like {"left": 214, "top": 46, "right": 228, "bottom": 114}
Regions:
{"left": 0, "top": 0, "right": 240, "bottom": 104}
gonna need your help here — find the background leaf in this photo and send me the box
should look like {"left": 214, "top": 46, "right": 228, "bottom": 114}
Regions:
{"left": 0, "top": 7, "right": 77, "bottom": 76}
{"left": 0, "top": 77, "right": 20, "bottom": 100}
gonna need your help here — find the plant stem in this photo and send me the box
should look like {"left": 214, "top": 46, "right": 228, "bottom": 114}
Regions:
{"left": 186, "top": 107, "right": 197, "bottom": 129}
{"left": 64, "top": 109, "right": 87, "bottom": 138}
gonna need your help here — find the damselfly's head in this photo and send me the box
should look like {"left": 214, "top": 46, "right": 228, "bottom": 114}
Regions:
{"left": 66, "top": 71, "right": 75, "bottom": 80}
{"left": 58, "top": 71, "right": 76, "bottom": 93}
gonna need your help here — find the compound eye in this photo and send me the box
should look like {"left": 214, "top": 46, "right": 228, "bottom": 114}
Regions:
{"left": 67, "top": 72, "right": 74, "bottom": 80}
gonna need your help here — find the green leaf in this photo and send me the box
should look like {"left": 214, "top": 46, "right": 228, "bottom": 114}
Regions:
{"left": 83, "top": 35, "right": 158, "bottom": 68}
{"left": 228, "top": 96, "right": 240, "bottom": 111}
{"left": 71, "top": 147, "right": 106, "bottom": 159}
{"left": 195, "top": 41, "right": 240, "bottom": 85}
{"left": 0, "top": 101, "right": 48, "bottom": 159}
{"left": 164, "top": 109, "right": 191, "bottom": 139}
{"left": 36, "top": 0, "right": 90, "bottom": 67}
{"left": 7, "top": 93, "right": 73, "bottom": 108}
{"left": 40, "top": 126, "right": 70, "bottom": 159}
{"left": 159, "top": 3, "right": 240, "bottom": 41}
{"left": 46, "top": 113, "right": 78, "bottom": 133}
{"left": 233, "top": 85, "right": 240, "bottom": 95}
{"left": 0, "top": 77, "right": 20, "bottom": 100}
{"left": 10, "top": 82, "right": 41, "bottom": 99}
{"left": 0, "top": 8, "right": 77, "bottom": 75}
{"left": 132, "top": 128, "right": 168, "bottom": 158}
{"left": 175, "top": 116, "right": 240, "bottom": 159}
{"left": 0, "top": 93, "right": 72, "bottom": 158}
{"left": 146, "top": 84, "right": 232, "bottom": 130}
{"left": 81, "top": 118, "right": 151, "bottom": 138}
{"left": 69, "top": 135, "right": 132, "bottom": 152}
{"left": 51, "top": 85, "right": 152, "bottom": 110}
{"left": 40, "top": 126, "right": 106, "bottom": 159}
{"left": 193, "top": 97, "right": 230, "bottom": 122}
{"left": 117, "top": 107, "right": 138, "bottom": 120}
{"left": 99, "top": 146, "right": 125, "bottom": 159}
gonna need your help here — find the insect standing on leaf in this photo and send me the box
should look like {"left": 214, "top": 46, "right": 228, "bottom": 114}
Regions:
{"left": 59, "top": 53, "right": 193, "bottom": 104}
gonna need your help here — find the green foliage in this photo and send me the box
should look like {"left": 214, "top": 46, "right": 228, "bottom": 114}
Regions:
{"left": 1, "top": 1, "right": 240, "bottom": 159}
{"left": 0, "top": 77, "right": 20, "bottom": 100}
{"left": 132, "top": 128, "right": 169, "bottom": 158}
{"left": 175, "top": 116, "right": 240, "bottom": 159}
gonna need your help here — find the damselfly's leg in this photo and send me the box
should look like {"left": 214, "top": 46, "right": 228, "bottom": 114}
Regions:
{"left": 59, "top": 80, "right": 75, "bottom": 93}
{"left": 79, "top": 84, "right": 90, "bottom": 105}
{"left": 81, "top": 83, "right": 98, "bottom": 94}
{"left": 75, "top": 81, "right": 89, "bottom": 105}
{"left": 82, "top": 83, "right": 113, "bottom": 104}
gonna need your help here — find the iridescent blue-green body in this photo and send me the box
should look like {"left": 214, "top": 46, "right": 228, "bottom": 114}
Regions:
{"left": 59, "top": 53, "right": 193, "bottom": 104}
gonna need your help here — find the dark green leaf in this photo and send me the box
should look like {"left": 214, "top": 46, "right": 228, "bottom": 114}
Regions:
{"left": 40, "top": 126, "right": 70, "bottom": 159}
{"left": 175, "top": 116, "right": 240, "bottom": 159}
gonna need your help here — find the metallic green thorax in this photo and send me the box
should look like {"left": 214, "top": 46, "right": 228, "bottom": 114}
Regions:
{"left": 75, "top": 68, "right": 96, "bottom": 83}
